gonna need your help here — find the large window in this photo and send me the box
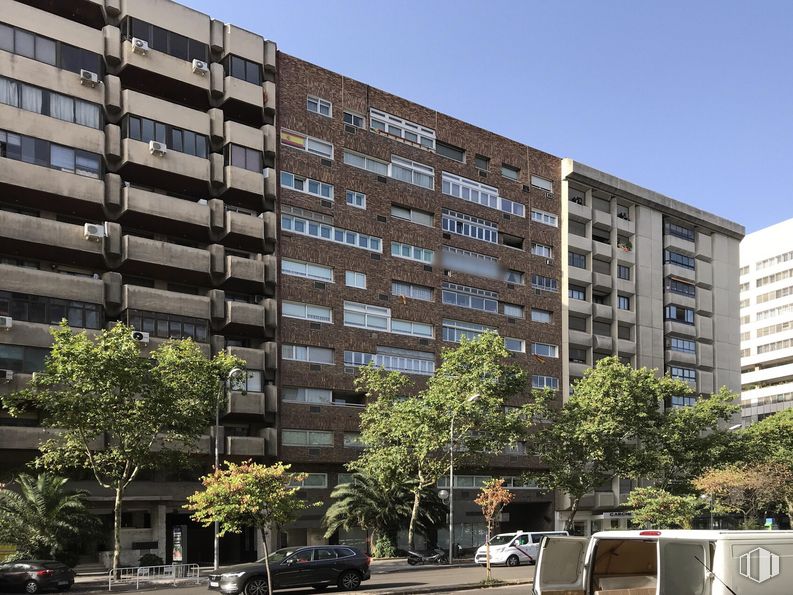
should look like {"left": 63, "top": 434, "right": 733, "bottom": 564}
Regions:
{"left": 369, "top": 108, "right": 435, "bottom": 149}
{"left": 618, "top": 265, "right": 631, "bottom": 280}
{"left": 344, "top": 348, "right": 435, "bottom": 376}
{"left": 346, "top": 190, "right": 366, "bottom": 209}
{"left": 391, "top": 319, "right": 434, "bottom": 338}
{"left": 442, "top": 319, "right": 494, "bottom": 343}
{"left": 530, "top": 175, "right": 553, "bottom": 192}
{"left": 282, "top": 387, "right": 333, "bottom": 404}
{"left": 501, "top": 164, "right": 519, "bottom": 181}
{"left": 441, "top": 172, "right": 524, "bottom": 217}
{"left": 0, "top": 344, "right": 49, "bottom": 373}
{"left": 504, "top": 337, "right": 525, "bottom": 353}
{"left": 343, "top": 302, "right": 389, "bottom": 331}
{"left": 531, "top": 209, "right": 558, "bottom": 227}
{"left": 127, "top": 309, "right": 208, "bottom": 342}
{"left": 282, "top": 429, "right": 334, "bottom": 447}
{"left": 666, "top": 277, "right": 695, "bottom": 297}
{"left": 281, "top": 258, "right": 333, "bottom": 282}
{"left": 342, "top": 149, "right": 388, "bottom": 176}
{"left": 532, "top": 243, "right": 553, "bottom": 258}
{"left": 222, "top": 54, "right": 262, "bottom": 85}
{"left": 281, "top": 171, "right": 333, "bottom": 200}
{"left": 307, "top": 96, "right": 332, "bottom": 117}
{"left": 532, "top": 375, "right": 559, "bottom": 390}
{"left": 120, "top": 17, "right": 208, "bottom": 62}
{"left": 282, "top": 344, "right": 335, "bottom": 365}
{"left": 664, "top": 249, "right": 696, "bottom": 270}
{"left": 503, "top": 303, "right": 524, "bottom": 318}
{"left": 281, "top": 212, "right": 382, "bottom": 252}
{"left": 442, "top": 283, "right": 498, "bottom": 313}
{"left": 0, "top": 130, "right": 101, "bottom": 179}
{"left": 669, "top": 367, "right": 696, "bottom": 382}
{"left": 569, "top": 284, "right": 586, "bottom": 300}
{"left": 668, "top": 337, "right": 696, "bottom": 353}
{"left": 282, "top": 301, "right": 333, "bottom": 323}
{"left": 531, "top": 308, "right": 552, "bottom": 323}
{"left": 0, "top": 23, "right": 102, "bottom": 75}
{"left": 532, "top": 274, "right": 558, "bottom": 292}
{"left": 0, "top": 291, "right": 102, "bottom": 329}
{"left": 225, "top": 144, "right": 262, "bottom": 172}
{"left": 391, "top": 205, "right": 433, "bottom": 226}
{"left": 568, "top": 251, "right": 586, "bottom": 269}
{"left": 531, "top": 343, "right": 559, "bottom": 358}
{"left": 0, "top": 76, "right": 101, "bottom": 129}
{"left": 391, "top": 242, "right": 433, "bottom": 264}
{"left": 345, "top": 271, "right": 366, "bottom": 289}
{"left": 664, "top": 221, "right": 695, "bottom": 242}
{"left": 392, "top": 281, "right": 433, "bottom": 301}
{"left": 665, "top": 305, "right": 695, "bottom": 325}
{"left": 442, "top": 208, "right": 498, "bottom": 244}
{"left": 436, "top": 141, "right": 465, "bottom": 162}
{"left": 390, "top": 156, "right": 434, "bottom": 189}
{"left": 123, "top": 115, "right": 208, "bottom": 158}
{"left": 280, "top": 129, "right": 333, "bottom": 159}
{"left": 617, "top": 295, "right": 631, "bottom": 310}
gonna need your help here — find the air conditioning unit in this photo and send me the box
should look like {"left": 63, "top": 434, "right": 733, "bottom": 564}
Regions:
{"left": 191, "top": 59, "right": 209, "bottom": 75}
{"left": 84, "top": 223, "right": 106, "bottom": 241}
{"left": 545, "top": 258, "right": 553, "bottom": 265}
{"left": 79, "top": 69, "right": 99, "bottom": 87}
{"left": 545, "top": 191, "right": 555, "bottom": 200}
{"left": 149, "top": 140, "right": 167, "bottom": 156}
{"left": 131, "top": 37, "right": 149, "bottom": 55}
{"left": 131, "top": 330, "right": 150, "bottom": 345}
{"left": 0, "top": 370, "right": 13, "bottom": 382}
{"left": 0, "top": 316, "right": 11, "bottom": 330}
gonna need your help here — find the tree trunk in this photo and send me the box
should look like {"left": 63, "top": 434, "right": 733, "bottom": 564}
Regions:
{"left": 260, "top": 527, "right": 273, "bottom": 595}
{"left": 485, "top": 519, "right": 492, "bottom": 581}
{"left": 408, "top": 488, "right": 422, "bottom": 550}
{"left": 112, "top": 481, "right": 124, "bottom": 574}
{"left": 565, "top": 497, "right": 581, "bottom": 532}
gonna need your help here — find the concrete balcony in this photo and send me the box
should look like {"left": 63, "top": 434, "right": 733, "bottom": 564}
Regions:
{"left": 616, "top": 216, "right": 635, "bottom": 234}
{"left": 595, "top": 491, "right": 616, "bottom": 508}
{"left": 592, "top": 241, "right": 613, "bottom": 261}
{"left": 227, "top": 345, "right": 277, "bottom": 374}
{"left": 568, "top": 266, "right": 592, "bottom": 286}
{"left": 696, "top": 288, "right": 713, "bottom": 315}
{"left": 593, "top": 210, "right": 612, "bottom": 228}
{"left": 663, "top": 263, "right": 696, "bottom": 283}
{"left": 664, "top": 320, "right": 696, "bottom": 337}
{"left": 0, "top": 104, "right": 103, "bottom": 156}
{"left": 226, "top": 391, "right": 267, "bottom": 416}
{"left": 0, "top": 212, "right": 104, "bottom": 267}
{"left": 698, "top": 371, "right": 715, "bottom": 395}
{"left": 618, "top": 339, "right": 636, "bottom": 356}
{"left": 615, "top": 278, "right": 634, "bottom": 294}
{"left": 616, "top": 248, "right": 635, "bottom": 265}
{"left": 568, "top": 299, "right": 592, "bottom": 317}
{"left": 616, "top": 309, "right": 636, "bottom": 325}
{"left": 696, "top": 316, "right": 714, "bottom": 342}
{"left": 120, "top": 139, "right": 210, "bottom": 195}
{"left": 665, "top": 349, "right": 697, "bottom": 367}
{"left": 219, "top": 76, "right": 266, "bottom": 127}
{"left": 224, "top": 256, "right": 267, "bottom": 292}
{"left": 121, "top": 90, "right": 210, "bottom": 138}
{"left": 663, "top": 234, "right": 695, "bottom": 255}
{"left": 568, "top": 234, "right": 591, "bottom": 253}
{"left": 121, "top": 186, "right": 208, "bottom": 235}
{"left": 122, "top": 285, "right": 210, "bottom": 320}
{"left": 227, "top": 212, "right": 265, "bottom": 250}
{"left": 0, "top": 320, "right": 80, "bottom": 349}
{"left": 568, "top": 330, "right": 593, "bottom": 347}
{"left": 698, "top": 343, "right": 714, "bottom": 370}
{"left": 226, "top": 436, "right": 266, "bottom": 457}
{"left": 0, "top": 371, "right": 33, "bottom": 394}
{"left": 568, "top": 361, "right": 590, "bottom": 378}
{"left": 568, "top": 200, "right": 591, "bottom": 221}
{"left": 0, "top": 426, "right": 55, "bottom": 450}
{"left": 0, "top": 158, "right": 104, "bottom": 212}
{"left": 593, "top": 303, "right": 613, "bottom": 321}
{"left": 696, "top": 232, "right": 713, "bottom": 262}
{"left": 664, "top": 292, "right": 696, "bottom": 310}
{"left": 122, "top": 235, "right": 210, "bottom": 283}
{"left": 0, "top": 265, "right": 103, "bottom": 303}
{"left": 593, "top": 334, "right": 613, "bottom": 352}
{"left": 224, "top": 301, "right": 277, "bottom": 336}
{"left": 222, "top": 166, "right": 264, "bottom": 201}
{"left": 592, "top": 272, "right": 613, "bottom": 292}
{"left": 4, "top": 1, "right": 102, "bottom": 54}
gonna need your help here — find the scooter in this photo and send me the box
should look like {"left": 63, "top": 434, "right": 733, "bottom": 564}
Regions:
{"left": 406, "top": 548, "right": 449, "bottom": 565}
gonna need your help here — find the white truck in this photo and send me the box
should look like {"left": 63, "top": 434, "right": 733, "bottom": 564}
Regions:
{"left": 533, "top": 529, "right": 793, "bottom": 595}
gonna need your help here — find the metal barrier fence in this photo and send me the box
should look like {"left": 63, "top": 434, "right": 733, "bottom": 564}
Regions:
{"left": 108, "top": 564, "right": 201, "bottom": 590}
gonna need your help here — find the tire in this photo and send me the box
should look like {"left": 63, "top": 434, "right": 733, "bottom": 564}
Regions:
{"left": 24, "top": 581, "right": 39, "bottom": 594}
{"left": 243, "top": 577, "right": 269, "bottom": 595}
{"left": 337, "top": 570, "right": 362, "bottom": 591}
{"left": 407, "top": 558, "right": 419, "bottom": 566}
{"left": 506, "top": 555, "right": 520, "bottom": 567}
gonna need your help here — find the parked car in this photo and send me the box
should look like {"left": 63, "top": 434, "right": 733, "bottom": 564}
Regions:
{"left": 0, "top": 561, "right": 75, "bottom": 594}
{"left": 208, "top": 545, "right": 371, "bottom": 593}
{"left": 474, "top": 530, "right": 569, "bottom": 566}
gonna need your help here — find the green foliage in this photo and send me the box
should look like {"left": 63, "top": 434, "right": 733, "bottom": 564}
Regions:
{"left": 1, "top": 322, "right": 243, "bottom": 570}
{"left": 626, "top": 487, "right": 701, "bottom": 529}
{"left": 0, "top": 472, "right": 99, "bottom": 566}
{"left": 138, "top": 553, "right": 164, "bottom": 567}
{"left": 351, "top": 332, "right": 527, "bottom": 547}
{"left": 742, "top": 408, "right": 793, "bottom": 465}
{"left": 475, "top": 479, "right": 515, "bottom": 581}
{"left": 372, "top": 535, "right": 397, "bottom": 558}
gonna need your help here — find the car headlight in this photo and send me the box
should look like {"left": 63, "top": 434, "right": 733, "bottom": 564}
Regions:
{"left": 220, "top": 572, "right": 246, "bottom": 578}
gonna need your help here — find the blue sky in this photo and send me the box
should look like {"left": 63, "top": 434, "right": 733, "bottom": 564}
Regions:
{"left": 185, "top": 0, "right": 792, "bottom": 234}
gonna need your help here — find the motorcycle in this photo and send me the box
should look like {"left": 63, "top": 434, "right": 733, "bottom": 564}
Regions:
{"left": 406, "top": 548, "right": 449, "bottom": 565}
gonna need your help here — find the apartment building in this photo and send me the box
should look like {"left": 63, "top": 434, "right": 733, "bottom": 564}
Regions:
{"left": 558, "top": 159, "right": 744, "bottom": 534}
{"left": 740, "top": 218, "right": 793, "bottom": 424}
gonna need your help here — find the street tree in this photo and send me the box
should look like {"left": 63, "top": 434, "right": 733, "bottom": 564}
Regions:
{"left": 2, "top": 322, "right": 243, "bottom": 571}
{"left": 693, "top": 464, "right": 771, "bottom": 528}
{"left": 0, "top": 472, "right": 99, "bottom": 565}
{"left": 352, "top": 332, "right": 527, "bottom": 548}
{"left": 626, "top": 487, "right": 701, "bottom": 529}
{"left": 185, "top": 461, "right": 319, "bottom": 595}
{"left": 474, "top": 479, "right": 514, "bottom": 581}
{"left": 526, "top": 356, "right": 726, "bottom": 530}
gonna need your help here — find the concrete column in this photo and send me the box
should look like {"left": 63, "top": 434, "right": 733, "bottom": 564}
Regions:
{"left": 155, "top": 504, "right": 167, "bottom": 563}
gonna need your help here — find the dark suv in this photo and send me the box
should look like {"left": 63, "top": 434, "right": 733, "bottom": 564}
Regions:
{"left": 0, "top": 561, "right": 75, "bottom": 594}
{"left": 208, "top": 546, "right": 371, "bottom": 593}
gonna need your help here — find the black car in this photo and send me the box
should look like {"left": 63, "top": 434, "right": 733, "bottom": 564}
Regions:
{"left": 0, "top": 561, "right": 74, "bottom": 594}
{"left": 208, "top": 546, "right": 371, "bottom": 593}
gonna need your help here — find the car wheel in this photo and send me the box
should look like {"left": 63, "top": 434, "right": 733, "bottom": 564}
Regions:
{"left": 243, "top": 577, "right": 269, "bottom": 595}
{"left": 24, "top": 581, "right": 39, "bottom": 594}
{"left": 506, "top": 555, "right": 520, "bottom": 567}
{"left": 337, "top": 570, "right": 362, "bottom": 591}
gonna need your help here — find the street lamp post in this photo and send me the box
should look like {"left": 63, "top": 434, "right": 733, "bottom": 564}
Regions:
{"left": 214, "top": 367, "right": 244, "bottom": 571}
{"left": 447, "top": 394, "right": 478, "bottom": 565}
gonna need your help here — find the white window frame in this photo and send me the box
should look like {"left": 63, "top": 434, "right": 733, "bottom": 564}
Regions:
{"left": 442, "top": 319, "right": 495, "bottom": 343}
{"left": 282, "top": 387, "right": 333, "bottom": 404}
{"left": 392, "top": 281, "right": 433, "bottom": 301}
{"left": 282, "top": 344, "right": 335, "bottom": 365}
{"left": 531, "top": 243, "right": 553, "bottom": 258}
{"left": 531, "top": 209, "right": 558, "bottom": 227}
{"left": 531, "top": 308, "right": 552, "bottom": 323}
{"left": 280, "top": 170, "right": 334, "bottom": 200}
{"left": 441, "top": 172, "right": 525, "bottom": 217}
{"left": 391, "top": 205, "right": 433, "bottom": 227}
{"left": 390, "top": 155, "right": 434, "bottom": 189}
{"left": 280, "top": 129, "right": 334, "bottom": 159}
{"left": 505, "top": 269, "right": 525, "bottom": 285}
{"left": 391, "top": 319, "right": 434, "bottom": 338}
{"left": 344, "top": 350, "right": 435, "bottom": 376}
{"left": 442, "top": 208, "right": 499, "bottom": 244}
{"left": 306, "top": 95, "right": 332, "bottom": 117}
{"left": 281, "top": 214, "right": 382, "bottom": 253}
{"left": 342, "top": 149, "right": 389, "bottom": 176}
{"left": 281, "top": 258, "right": 334, "bottom": 282}
{"left": 345, "top": 271, "right": 367, "bottom": 289}
{"left": 282, "top": 300, "right": 333, "bottom": 324}
{"left": 501, "top": 164, "right": 519, "bottom": 181}
{"left": 369, "top": 107, "right": 436, "bottom": 150}
{"left": 532, "top": 375, "right": 559, "bottom": 389}
{"left": 531, "top": 342, "right": 559, "bottom": 358}
{"left": 343, "top": 111, "right": 365, "bottom": 129}
{"left": 530, "top": 175, "right": 553, "bottom": 192}
{"left": 504, "top": 337, "right": 526, "bottom": 353}
{"left": 345, "top": 190, "right": 366, "bottom": 209}
{"left": 503, "top": 303, "right": 525, "bottom": 318}
{"left": 391, "top": 241, "right": 434, "bottom": 264}
{"left": 282, "top": 429, "right": 334, "bottom": 447}
{"left": 343, "top": 301, "right": 391, "bottom": 331}
{"left": 442, "top": 282, "right": 499, "bottom": 314}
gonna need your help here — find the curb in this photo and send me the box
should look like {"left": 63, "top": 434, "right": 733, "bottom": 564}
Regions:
{"left": 357, "top": 579, "right": 532, "bottom": 594}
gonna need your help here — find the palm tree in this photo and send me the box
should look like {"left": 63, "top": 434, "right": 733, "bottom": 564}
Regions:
{"left": 0, "top": 472, "right": 99, "bottom": 565}
{"left": 323, "top": 473, "right": 444, "bottom": 556}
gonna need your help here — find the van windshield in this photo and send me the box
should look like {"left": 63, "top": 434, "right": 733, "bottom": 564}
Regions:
{"left": 489, "top": 534, "right": 516, "bottom": 546}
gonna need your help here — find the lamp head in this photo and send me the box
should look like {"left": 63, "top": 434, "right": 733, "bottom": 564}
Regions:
{"left": 438, "top": 489, "right": 450, "bottom": 502}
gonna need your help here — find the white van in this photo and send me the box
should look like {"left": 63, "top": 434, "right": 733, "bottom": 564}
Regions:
{"left": 474, "top": 530, "right": 568, "bottom": 566}
{"left": 533, "top": 529, "right": 793, "bottom": 595}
